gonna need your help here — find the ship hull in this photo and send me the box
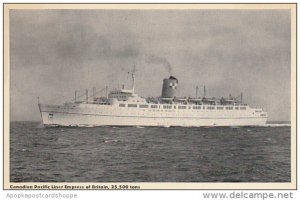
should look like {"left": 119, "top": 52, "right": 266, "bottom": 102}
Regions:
{"left": 39, "top": 103, "right": 268, "bottom": 127}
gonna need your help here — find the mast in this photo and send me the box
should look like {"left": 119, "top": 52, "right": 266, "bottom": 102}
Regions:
{"left": 132, "top": 64, "right": 136, "bottom": 93}
{"left": 196, "top": 86, "right": 198, "bottom": 98}
{"left": 93, "top": 87, "right": 96, "bottom": 101}
{"left": 128, "top": 64, "right": 136, "bottom": 93}
{"left": 203, "top": 85, "right": 206, "bottom": 98}
{"left": 241, "top": 92, "right": 243, "bottom": 104}
{"left": 74, "top": 90, "right": 77, "bottom": 103}
{"left": 132, "top": 72, "right": 135, "bottom": 92}
{"left": 86, "top": 89, "right": 88, "bottom": 103}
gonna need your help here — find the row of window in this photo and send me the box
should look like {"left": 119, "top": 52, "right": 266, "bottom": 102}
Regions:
{"left": 140, "top": 104, "right": 148, "bottom": 108}
{"left": 163, "top": 105, "right": 172, "bottom": 109}
{"left": 119, "top": 104, "right": 247, "bottom": 110}
{"left": 128, "top": 104, "right": 137, "bottom": 108}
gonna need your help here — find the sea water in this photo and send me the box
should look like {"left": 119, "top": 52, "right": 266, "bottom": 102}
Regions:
{"left": 10, "top": 122, "right": 291, "bottom": 182}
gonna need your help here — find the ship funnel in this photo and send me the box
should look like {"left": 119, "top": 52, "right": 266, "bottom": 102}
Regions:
{"left": 161, "top": 76, "right": 178, "bottom": 98}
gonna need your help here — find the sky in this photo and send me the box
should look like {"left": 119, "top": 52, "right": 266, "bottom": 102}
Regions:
{"left": 10, "top": 9, "right": 291, "bottom": 121}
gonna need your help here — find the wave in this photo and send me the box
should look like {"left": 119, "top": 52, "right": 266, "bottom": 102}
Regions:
{"left": 36, "top": 122, "right": 45, "bottom": 128}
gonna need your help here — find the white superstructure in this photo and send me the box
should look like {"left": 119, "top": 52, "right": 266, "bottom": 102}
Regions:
{"left": 38, "top": 71, "right": 268, "bottom": 127}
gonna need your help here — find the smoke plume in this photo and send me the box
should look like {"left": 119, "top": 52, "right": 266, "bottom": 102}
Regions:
{"left": 146, "top": 55, "right": 173, "bottom": 75}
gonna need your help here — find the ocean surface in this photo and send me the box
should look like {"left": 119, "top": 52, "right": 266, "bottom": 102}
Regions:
{"left": 10, "top": 122, "right": 291, "bottom": 182}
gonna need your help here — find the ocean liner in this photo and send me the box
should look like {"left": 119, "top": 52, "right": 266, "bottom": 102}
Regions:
{"left": 38, "top": 69, "right": 268, "bottom": 127}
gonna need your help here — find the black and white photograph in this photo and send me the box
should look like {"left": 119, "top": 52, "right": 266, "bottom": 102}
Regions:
{"left": 4, "top": 3, "right": 296, "bottom": 190}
